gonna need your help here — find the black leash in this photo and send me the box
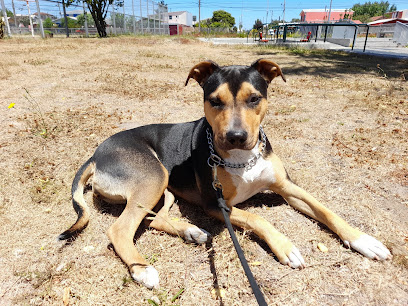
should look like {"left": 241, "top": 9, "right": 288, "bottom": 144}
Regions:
{"left": 212, "top": 167, "right": 268, "bottom": 306}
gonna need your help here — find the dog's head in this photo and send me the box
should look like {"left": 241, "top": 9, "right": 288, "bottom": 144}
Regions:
{"left": 186, "top": 59, "right": 286, "bottom": 153}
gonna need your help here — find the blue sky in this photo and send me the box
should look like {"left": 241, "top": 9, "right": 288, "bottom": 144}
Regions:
{"left": 4, "top": 0, "right": 407, "bottom": 30}
{"left": 167, "top": 0, "right": 407, "bottom": 29}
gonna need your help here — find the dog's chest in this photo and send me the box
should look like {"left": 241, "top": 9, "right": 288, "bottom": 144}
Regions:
{"left": 223, "top": 148, "right": 276, "bottom": 206}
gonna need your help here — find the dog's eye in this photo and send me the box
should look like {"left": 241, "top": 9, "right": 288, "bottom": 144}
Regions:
{"left": 209, "top": 98, "right": 223, "bottom": 108}
{"left": 248, "top": 95, "right": 261, "bottom": 107}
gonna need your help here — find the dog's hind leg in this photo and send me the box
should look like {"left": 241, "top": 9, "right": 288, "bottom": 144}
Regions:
{"left": 106, "top": 164, "right": 169, "bottom": 290}
{"left": 148, "top": 189, "right": 210, "bottom": 244}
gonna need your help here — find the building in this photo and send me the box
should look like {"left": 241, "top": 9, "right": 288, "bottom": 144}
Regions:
{"left": 32, "top": 12, "right": 56, "bottom": 21}
{"left": 163, "top": 11, "right": 193, "bottom": 35}
{"left": 164, "top": 11, "right": 192, "bottom": 26}
{"left": 300, "top": 9, "right": 354, "bottom": 23}
{"left": 66, "top": 10, "right": 83, "bottom": 18}
{"left": 368, "top": 18, "right": 408, "bottom": 26}
{"left": 371, "top": 9, "right": 408, "bottom": 21}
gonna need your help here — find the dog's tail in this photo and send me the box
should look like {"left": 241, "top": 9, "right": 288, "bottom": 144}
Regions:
{"left": 58, "top": 158, "right": 94, "bottom": 240}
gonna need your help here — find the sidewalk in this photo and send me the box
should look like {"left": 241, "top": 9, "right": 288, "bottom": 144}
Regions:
{"left": 199, "top": 37, "right": 408, "bottom": 60}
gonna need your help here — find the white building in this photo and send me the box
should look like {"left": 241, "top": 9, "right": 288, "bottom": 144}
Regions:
{"left": 163, "top": 11, "right": 192, "bottom": 27}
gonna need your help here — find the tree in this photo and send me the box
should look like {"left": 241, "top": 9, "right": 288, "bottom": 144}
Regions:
{"left": 77, "top": 13, "right": 95, "bottom": 27}
{"left": 43, "top": 17, "right": 54, "bottom": 28}
{"left": 211, "top": 10, "right": 235, "bottom": 28}
{"left": 20, "top": 16, "right": 31, "bottom": 27}
{"left": 194, "top": 11, "right": 235, "bottom": 30}
{"left": 68, "top": 0, "right": 119, "bottom": 37}
{"left": 6, "top": 8, "right": 13, "bottom": 17}
{"left": 61, "top": 17, "right": 79, "bottom": 28}
{"left": 253, "top": 19, "right": 263, "bottom": 30}
{"left": 291, "top": 18, "right": 300, "bottom": 23}
{"left": 351, "top": 1, "right": 397, "bottom": 22}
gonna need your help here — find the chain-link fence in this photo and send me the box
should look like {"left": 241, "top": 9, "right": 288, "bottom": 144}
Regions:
{"left": 393, "top": 21, "right": 408, "bottom": 46}
{"left": 1, "top": 0, "right": 169, "bottom": 37}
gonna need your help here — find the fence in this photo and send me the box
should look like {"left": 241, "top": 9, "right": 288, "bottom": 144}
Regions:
{"left": 1, "top": 0, "right": 169, "bottom": 38}
{"left": 393, "top": 21, "right": 408, "bottom": 46}
{"left": 257, "top": 22, "right": 408, "bottom": 53}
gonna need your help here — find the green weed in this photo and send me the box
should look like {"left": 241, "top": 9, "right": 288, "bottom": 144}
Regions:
{"left": 23, "top": 88, "right": 49, "bottom": 138}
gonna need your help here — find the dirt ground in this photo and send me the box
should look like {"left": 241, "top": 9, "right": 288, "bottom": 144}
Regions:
{"left": 0, "top": 36, "right": 407, "bottom": 305}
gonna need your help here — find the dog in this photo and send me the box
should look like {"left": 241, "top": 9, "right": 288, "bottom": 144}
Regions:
{"left": 59, "top": 59, "right": 391, "bottom": 289}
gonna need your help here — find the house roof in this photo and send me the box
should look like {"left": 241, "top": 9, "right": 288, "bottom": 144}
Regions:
{"left": 66, "top": 10, "right": 83, "bottom": 15}
{"left": 166, "top": 11, "right": 188, "bottom": 16}
{"left": 301, "top": 9, "right": 353, "bottom": 13}
{"left": 368, "top": 18, "right": 408, "bottom": 25}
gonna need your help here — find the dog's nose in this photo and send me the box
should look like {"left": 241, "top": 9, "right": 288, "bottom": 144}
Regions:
{"left": 226, "top": 130, "right": 248, "bottom": 145}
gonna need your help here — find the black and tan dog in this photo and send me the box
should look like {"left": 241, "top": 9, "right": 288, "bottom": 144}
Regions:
{"left": 59, "top": 59, "right": 391, "bottom": 289}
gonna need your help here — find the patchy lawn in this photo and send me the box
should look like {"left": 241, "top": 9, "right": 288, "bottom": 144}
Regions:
{"left": 0, "top": 36, "right": 407, "bottom": 305}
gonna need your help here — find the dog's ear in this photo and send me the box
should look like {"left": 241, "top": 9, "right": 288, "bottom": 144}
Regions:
{"left": 251, "top": 59, "right": 286, "bottom": 83}
{"left": 185, "top": 61, "right": 219, "bottom": 87}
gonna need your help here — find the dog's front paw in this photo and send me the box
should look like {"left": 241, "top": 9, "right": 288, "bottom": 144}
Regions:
{"left": 131, "top": 266, "right": 159, "bottom": 289}
{"left": 274, "top": 242, "right": 305, "bottom": 269}
{"left": 184, "top": 227, "right": 211, "bottom": 244}
{"left": 345, "top": 234, "right": 391, "bottom": 260}
{"left": 283, "top": 246, "right": 305, "bottom": 269}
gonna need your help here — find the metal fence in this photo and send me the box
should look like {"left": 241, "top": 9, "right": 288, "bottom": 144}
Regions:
{"left": 1, "top": 0, "right": 169, "bottom": 38}
{"left": 393, "top": 21, "right": 408, "bottom": 46}
{"left": 256, "top": 23, "right": 408, "bottom": 52}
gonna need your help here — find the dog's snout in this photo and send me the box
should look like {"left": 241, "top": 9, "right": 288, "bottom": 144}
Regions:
{"left": 226, "top": 130, "right": 248, "bottom": 146}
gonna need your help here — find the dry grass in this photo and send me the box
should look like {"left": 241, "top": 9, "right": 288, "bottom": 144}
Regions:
{"left": 0, "top": 36, "right": 407, "bottom": 305}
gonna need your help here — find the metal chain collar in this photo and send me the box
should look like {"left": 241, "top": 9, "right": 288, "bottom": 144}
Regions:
{"left": 206, "top": 126, "right": 266, "bottom": 171}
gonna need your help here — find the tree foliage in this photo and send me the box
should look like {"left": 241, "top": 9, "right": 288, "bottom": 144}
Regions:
{"left": 253, "top": 19, "right": 263, "bottom": 30}
{"left": 211, "top": 10, "right": 235, "bottom": 28}
{"left": 77, "top": 13, "right": 95, "bottom": 27}
{"left": 20, "top": 16, "right": 31, "bottom": 27}
{"left": 61, "top": 17, "right": 79, "bottom": 28}
{"left": 43, "top": 17, "right": 54, "bottom": 28}
{"left": 351, "top": 1, "right": 397, "bottom": 22}
{"left": 67, "top": 0, "right": 116, "bottom": 37}
{"left": 194, "top": 10, "right": 235, "bottom": 29}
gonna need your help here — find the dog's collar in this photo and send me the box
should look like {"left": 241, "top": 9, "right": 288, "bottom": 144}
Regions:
{"left": 206, "top": 127, "right": 266, "bottom": 171}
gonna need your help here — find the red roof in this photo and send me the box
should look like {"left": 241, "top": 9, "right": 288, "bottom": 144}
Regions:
{"left": 368, "top": 18, "right": 408, "bottom": 26}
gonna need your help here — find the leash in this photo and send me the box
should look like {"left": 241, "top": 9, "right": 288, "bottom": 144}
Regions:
{"left": 211, "top": 162, "right": 268, "bottom": 306}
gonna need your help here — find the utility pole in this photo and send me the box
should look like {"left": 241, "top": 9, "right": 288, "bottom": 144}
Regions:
{"left": 131, "top": 0, "right": 135, "bottom": 33}
{"left": 327, "top": 0, "right": 333, "bottom": 23}
{"left": 34, "top": 0, "right": 44, "bottom": 38}
{"left": 123, "top": 0, "right": 126, "bottom": 33}
{"left": 158, "top": 2, "right": 161, "bottom": 34}
{"left": 198, "top": 0, "right": 200, "bottom": 33}
{"left": 112, "top": 3, "right": 116, "bottom": 34}
{"left": 11, "top": 0, "right": 18, "bottom": 27}
{"left": 1, "top": 0, "right": 12, "bottom": 36}
{"left": 139, "top": 0, "right": 143, "bottom": 33}
{"left": 282, "top": 0, "right": 285, "bottom": 24}
{"left": 83, "top": 0, "right": 88, "bottom": 37}
{"left": 62, "top": 0, "right": 69, "bottom": 37}
{"left": 26, "top": 0, "right": 34, "bottom": 37}
{"left": 146, "top": 0, "right": 149, "bottom": 32}
{"left": 266, "top": 0, "right": 269, "bottom": 26}
{"left": 152, "top": 1, "right": 155, "bottom": 34}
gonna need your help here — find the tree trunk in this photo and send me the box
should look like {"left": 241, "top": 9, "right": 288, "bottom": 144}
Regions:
{"left": 87, "top": 1, "right": 109, "bottom": 37}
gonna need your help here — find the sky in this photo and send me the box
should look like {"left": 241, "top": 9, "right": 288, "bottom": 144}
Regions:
{"left": 3, "top": 0, "right": 408, "bottom": 30}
